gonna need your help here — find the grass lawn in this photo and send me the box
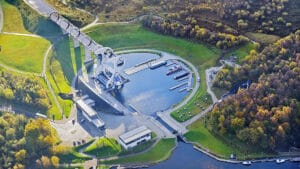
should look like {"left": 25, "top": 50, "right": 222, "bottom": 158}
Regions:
{"left": 58, "top": 148, "right": 92, "bottom": 164}
{"left": 245, "top": 32, "right": 280, "bottom": 45}
{"left": 185, "top": 119, "right": 276, "bottom": 160}
{"left": 97, "top": 166, "right": 110, "bottom": 169}
{"left": 185, "top": 119, "right": 233, "bottom": 158}
{"left": 84, "top": 138, "right": 122, "bottom": 158}
{"left": 46, "top": 36, "right": 84, "bottom": 118}
{"left": 0, "top": 34, "right": 50, "bottom": 73}
{"left": 0, "top": 0, "right": 30, "bottom": 33}
{"left": 118, "top": 139, "right": 156, "bottom": 156}
{"left": 102, "top": 138, "right": 176, "bottom": 164}
{"left": 86, "top": 24, "right": 219, "bottom": 66}
{"left": 224, "top": 42, "right": 257, "bottom": 63}
{"left": 85, "top": 24, "right": 220, "bottom": 122}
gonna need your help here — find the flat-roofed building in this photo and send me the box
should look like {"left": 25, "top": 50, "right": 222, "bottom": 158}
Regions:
{"left": 76, "top": 98, "right": 105, "bottom": 129}
{"left": 118, "top": 126, "right": 151, "bottom": 150}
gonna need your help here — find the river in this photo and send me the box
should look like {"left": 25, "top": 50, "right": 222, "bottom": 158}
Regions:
{"left": 146, "top": 142, "right": 299, "bottom": 169}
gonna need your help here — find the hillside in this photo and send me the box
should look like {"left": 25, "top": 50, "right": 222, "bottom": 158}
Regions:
{"left": 211, "top": 30, "right": 300, "bottom": 150}
{"left": 56, "top": 0, "right": 299, "bottom": 36}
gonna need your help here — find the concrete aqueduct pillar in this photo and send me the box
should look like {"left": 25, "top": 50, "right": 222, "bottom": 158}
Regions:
{"left": 73, "top": 38, "right": 80, "bottom": 48}
{"left": 84, "top": 46, "right": 92, "bottom": 63}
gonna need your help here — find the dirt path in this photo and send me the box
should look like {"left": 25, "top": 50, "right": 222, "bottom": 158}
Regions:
{"left": 41, "top": 44, "right": 65, "bottom": 119}
{"left": 2, "top": 31, "right": 43, "bottom": 38}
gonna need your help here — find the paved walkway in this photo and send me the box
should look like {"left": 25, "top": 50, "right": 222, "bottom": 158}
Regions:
{"left": 24, "top": 0, "right": 56, "bottom": 16}
{"left": 2, "top": 31, "right": 43, "bottom": 38}
{"left": 41, "top": 44, "right": 65, "bottom": 119}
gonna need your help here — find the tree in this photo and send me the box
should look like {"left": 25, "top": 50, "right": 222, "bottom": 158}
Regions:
{"left": 37, "top": 156, "right": 51, "bottom": 169}
{"left": 51, "top": 156, "right": 60, "bottom": 168}
{"left": 15, "top": 149, "right": 26, "bottom": 163}
{"left": 13, "top": 163, "right": 25, "bottom": 169}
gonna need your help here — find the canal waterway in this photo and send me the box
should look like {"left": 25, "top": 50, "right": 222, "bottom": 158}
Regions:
{"left": 147, "top": 142, "right": 300, "bottom": 169}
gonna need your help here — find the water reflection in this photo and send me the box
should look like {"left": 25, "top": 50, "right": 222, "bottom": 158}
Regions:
{"left": 115, "top": 53, "right": 190, "bottom": 115}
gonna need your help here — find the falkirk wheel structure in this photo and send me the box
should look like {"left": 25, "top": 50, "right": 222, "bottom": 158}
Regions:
{"left": 49, "top": 12, "right": 126, "bottom": 91}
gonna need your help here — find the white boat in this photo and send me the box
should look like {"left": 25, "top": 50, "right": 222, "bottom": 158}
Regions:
{"left": 242, "top": 161, "right": 252, "bottom": 165}
{"left": 276, "top": 159, "right": 286, "bottom": 164}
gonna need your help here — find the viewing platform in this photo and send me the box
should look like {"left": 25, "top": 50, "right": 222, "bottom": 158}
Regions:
{"left": 124, "top": 59, "right": 155, "bottom": 75}
{"left": 124, "top": 58, "right": 167, "bottom": 75}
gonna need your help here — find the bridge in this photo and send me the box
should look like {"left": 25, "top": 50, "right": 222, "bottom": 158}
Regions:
{"left": 25, "top": 0, "right": 128, "bottom": 109}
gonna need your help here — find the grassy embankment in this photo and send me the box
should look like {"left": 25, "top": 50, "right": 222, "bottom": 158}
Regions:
{"left": 0, "top": 0, "right": 29, "bottom": 33}
{"left": 0, "top": 0, "right": 49, "bottom": 73}
{"left": 246, "top": 32, "right": 280, "bottom": 45}
{"left": 0, "top": 0, "right": 61, "bottom": 117}
{"left": 101, "top": 138, "right": 176, "bottom": 165}
{"left": 46, "top": 37, "right": 85, "bottom": 118}
{"left": 185, "top": 119, "right": 276, "bottom": 160}
{"left": 81, "top": 137, "right": 156, "bottom": 159}
{"left": 3, "top": 0, "right": 86, "bottom": 118}
{"left": 83, "top": 138, "right": 122, "bottom": 158}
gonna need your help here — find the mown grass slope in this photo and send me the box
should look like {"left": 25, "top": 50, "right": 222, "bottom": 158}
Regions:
{"left": 0, "top": 34, "right": 50, "bottom": 73}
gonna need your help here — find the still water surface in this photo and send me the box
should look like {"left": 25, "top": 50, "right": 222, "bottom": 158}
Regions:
{"left": 115, "top": 53, "right": 190, "bottom": 115}
{"left": 147, "top": 142, "right": 300, "bottom": 169}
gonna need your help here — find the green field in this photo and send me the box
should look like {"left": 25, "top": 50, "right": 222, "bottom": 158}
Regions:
{"left": 185, "top": 119, "right": 275, "bottom": 159}
{"left": 224, "top": 42, "right": 257, "bottom": 63}
{"left": 0, "top": 0, "right": 30, "bottom": 33}
{"left": 102, "top": 138, "right": 176, "bottom": 164}
{"left": 84, "top": 138, "right": 122, "bottom": 158}
{"left": 86, "top": 24, "right": 219, "bottom": 66}
{"left": 59, "top": 148, "right": 92, "bottom": 164}
{"left": 0, "top": 34, "right": 50, "bottom": 73}
{"left": 246, "top": 32, "right": 280, "bottom": 45}
{"left": 0, "top": 0, "right": 50, "bottom": 73}
{"left": 46, "top": 36, "right": 84, "bottom": 118}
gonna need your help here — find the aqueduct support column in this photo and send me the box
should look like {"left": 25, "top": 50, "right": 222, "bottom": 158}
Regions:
{"left": 84, "top": 46, "right": 92, "bottom": 63}
{"left": 73, "top": 38, "right": 80, "bottom": 48}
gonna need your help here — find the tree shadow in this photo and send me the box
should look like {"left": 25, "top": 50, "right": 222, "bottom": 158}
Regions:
{"left": 74, "top": 46, "right": 82, "bottom": 72}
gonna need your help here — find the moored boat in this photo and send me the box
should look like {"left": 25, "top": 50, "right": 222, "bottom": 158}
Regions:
{"left": 276, "top": 159, "right": 286, "bottom": 164}
{"left": 242, "top": 161, "right": 252, "bottom": 165}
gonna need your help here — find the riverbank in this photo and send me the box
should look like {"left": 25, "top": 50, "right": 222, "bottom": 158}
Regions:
{"left": 100, "top": 138, "right": 176, "bottom": 166}
{"left": 193, "top": 145, "right": 300, "bottom": 164}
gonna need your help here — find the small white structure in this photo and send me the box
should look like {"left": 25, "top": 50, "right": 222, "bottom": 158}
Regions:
{"left": 76, "top": 99, "right": 105, "bottom": 129}
{"left": 118, "top": 126, "right": 152, "bottom": 150}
